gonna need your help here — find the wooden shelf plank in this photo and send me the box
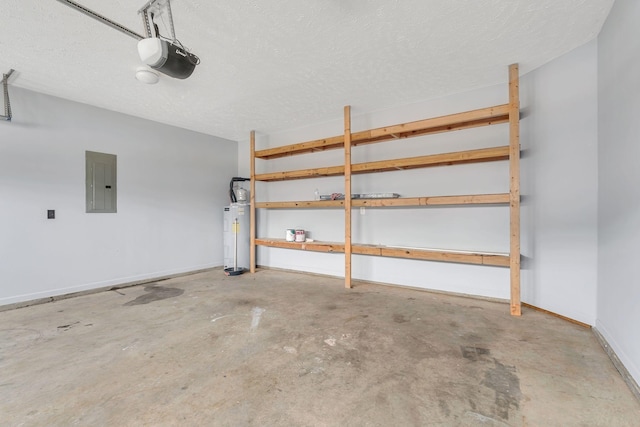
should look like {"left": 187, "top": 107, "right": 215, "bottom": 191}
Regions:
{"left": 351, "top": 146, "right": 509, "bottom": 174}
{"left": 350, "top": 244, "right": 382, "bottom": 256}
{"left": 421, "top": 193, "right": 510, "bottom": 205}
{"left": 256, "top": 240, "right": 510, "bottom": 267}
{"left": 255, "top": 200, "right": 345, "bottom": 208}
{"left": 254, "top": 165, "right": 344, "bottom": 181}
{"left": 252, "top": 105, "right": 509, "bottom": 159}
{"left": 255, "top": 193, "right": 509, "bottom": 209}
{"left": 255, "top": 146, "right": 509, "bottom": 182}
{"left": 352, "top": 244, "right": 510, "bottom": 267}
{"left": 352, "top": 197, "right": 423, "bottom": 207}
{"left": 255, "top": 135, "right": 344, "bottom": 160}
{"left": 351, "top": 104, "right": 510, "bottom": 146}
{"left": 255, "top": 238, "right": 345, "bottom": 253}
{"left": 352, "top": 193, "right": 510, "bottom": 207}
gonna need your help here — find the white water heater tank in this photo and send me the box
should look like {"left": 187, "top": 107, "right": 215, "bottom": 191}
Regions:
{"left": 223, "top": 204, "right": 250, "bottom": 270}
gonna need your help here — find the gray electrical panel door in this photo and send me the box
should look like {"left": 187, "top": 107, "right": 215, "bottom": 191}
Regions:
{"left": 223, "top": 204, "right": 251, "bottom": 270}
{"left": 86, "top": 151, "right": 117, "bottom": 213}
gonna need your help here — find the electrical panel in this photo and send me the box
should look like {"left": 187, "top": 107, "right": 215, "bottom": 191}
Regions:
{"left": 86, "top": 151, "right": 117, "bottom": 213}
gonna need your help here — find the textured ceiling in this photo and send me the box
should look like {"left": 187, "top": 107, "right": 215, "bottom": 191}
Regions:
{"left": 1, "top": 0, "right": 614, "bottom": 141}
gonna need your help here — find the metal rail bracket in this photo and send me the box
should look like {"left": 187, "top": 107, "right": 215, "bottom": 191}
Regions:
{"left": 1, "top": 69, "right": 15, "bottom": 122}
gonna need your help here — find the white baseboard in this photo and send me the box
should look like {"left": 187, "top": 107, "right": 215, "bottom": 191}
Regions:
{"left": 593, "top": 325, "right": 640, "bottom": 403}
{"left": 0, "top": 264, "right": 221, "bottom": 311}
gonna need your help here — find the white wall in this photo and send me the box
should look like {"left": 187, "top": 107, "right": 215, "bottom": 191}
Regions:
{"left": 520, "top": 40, "right": 599, "bottom": 325}
{"left": 597, "top": 0, "right": 640, "bottom": 385}
{"left": 239, "top": 44, "right": 600, "bottom": 324}
{"left": 0, "top": 87, "right": 237, "bottom": 306}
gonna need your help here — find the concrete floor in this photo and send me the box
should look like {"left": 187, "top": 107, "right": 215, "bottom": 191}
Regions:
{"left": 1, "top": 269, "right": 638, "bottom": 426}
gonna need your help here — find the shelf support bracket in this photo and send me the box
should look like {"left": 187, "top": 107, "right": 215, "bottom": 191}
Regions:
{"left": 1, "top": 69, "right": 15, "bottom": 122}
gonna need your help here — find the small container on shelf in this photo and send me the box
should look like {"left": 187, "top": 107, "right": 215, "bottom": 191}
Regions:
{"left": 285, "top": 229, "right": 295, "bottom": 241}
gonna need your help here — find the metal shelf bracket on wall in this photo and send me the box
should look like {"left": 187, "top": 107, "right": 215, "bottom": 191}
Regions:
{"left": 1, "top": 69, "right": 15, "bottom": 122}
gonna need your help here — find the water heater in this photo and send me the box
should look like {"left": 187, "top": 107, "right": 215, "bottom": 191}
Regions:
{"left": 223, "top": 204, "right": 250, "bottom": 271}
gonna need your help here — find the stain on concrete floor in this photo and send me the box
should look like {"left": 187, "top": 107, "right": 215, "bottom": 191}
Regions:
{"left": 483, "top": 360, "right": 522, "bottom": 421}
{"left": 123, "top": 285, "right": 184, "bottom": 306}
{"left": 461, "top": 345, "right": 491, "bottom": 362}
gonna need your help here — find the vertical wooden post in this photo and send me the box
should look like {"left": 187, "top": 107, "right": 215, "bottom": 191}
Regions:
{"left": 344, "top": 106, "right": 352, "bottom": 289}
{"left": 250, "top": 131, "right": 256, "bottom": 274}
{"left": 508, "top": 64, "right": 521, "bottom": 316}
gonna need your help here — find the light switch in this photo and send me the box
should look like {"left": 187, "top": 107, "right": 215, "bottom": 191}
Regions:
{"left": 47, "top": 210, "right": 55, "bottom": 219}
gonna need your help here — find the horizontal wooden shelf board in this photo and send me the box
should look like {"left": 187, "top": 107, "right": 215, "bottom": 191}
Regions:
{"left": 255, "top": 200, "right": 345, "bottom": 208}
{"left": 253, "top": 105, "right": 510, "bottom": 159}
{"left": 352, "top": 193, "right": 510, "bottom": 207}
{"left": 255, "top": 238, "right": 345, "bottom": 253}
{"left": 255, "top": 194, "right": 510, "bottom": 209}
{"left": 351, "top": 104, "right": 510, "bottom": 146}
{"left": 351, "top": 146, "right": 510, "bottom": 174}
{"left": 255, "top": 165, "right": 344, "bottom": 181}
{"left": 352, "top": 244, "right": 510, "bottom": 267}
{"left": 255, "top": 146, "right": 510, "bottom": 182}
{"left": 255, "top": 239, "right": 510, "bottom": 266}
{"left": 255, "top": 135, "right": 344, "bottom": 160}
{"left": 351, "top": 197, "right": 422, "bottom": 207}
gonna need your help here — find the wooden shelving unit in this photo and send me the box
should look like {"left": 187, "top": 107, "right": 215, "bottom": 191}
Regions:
{"left": 250, "top": 64, "right": 522, "bottom": 316}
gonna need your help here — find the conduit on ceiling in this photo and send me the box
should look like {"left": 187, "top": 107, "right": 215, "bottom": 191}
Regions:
{"left": 1, "top": 69, "right": 15, "bottom": 122}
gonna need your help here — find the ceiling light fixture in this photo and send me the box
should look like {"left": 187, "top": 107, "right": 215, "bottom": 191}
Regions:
{"left": 135, "top": 66, "right": 160, "bottom": 84}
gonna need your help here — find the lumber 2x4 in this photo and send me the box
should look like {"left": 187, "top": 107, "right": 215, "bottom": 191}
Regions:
{"left": 509, "top": 63, "right": 521, "bottom": 316}
{"left": 253, "top": 105, "right": 510, "bottom": 159}
{"left": 352, "top": 193, "right": 510, "bottom": 207}
{"left": 351, "top": 245, "right": 509, "bottom": 267}
{"left": 255, "top": 238, "right": 345, "bottom": 253}
{"left": 254, "top": 146, "right": 509, "bottom": 182}
{"left": 256, "top": 194, "right": 509, "bottom": 209}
